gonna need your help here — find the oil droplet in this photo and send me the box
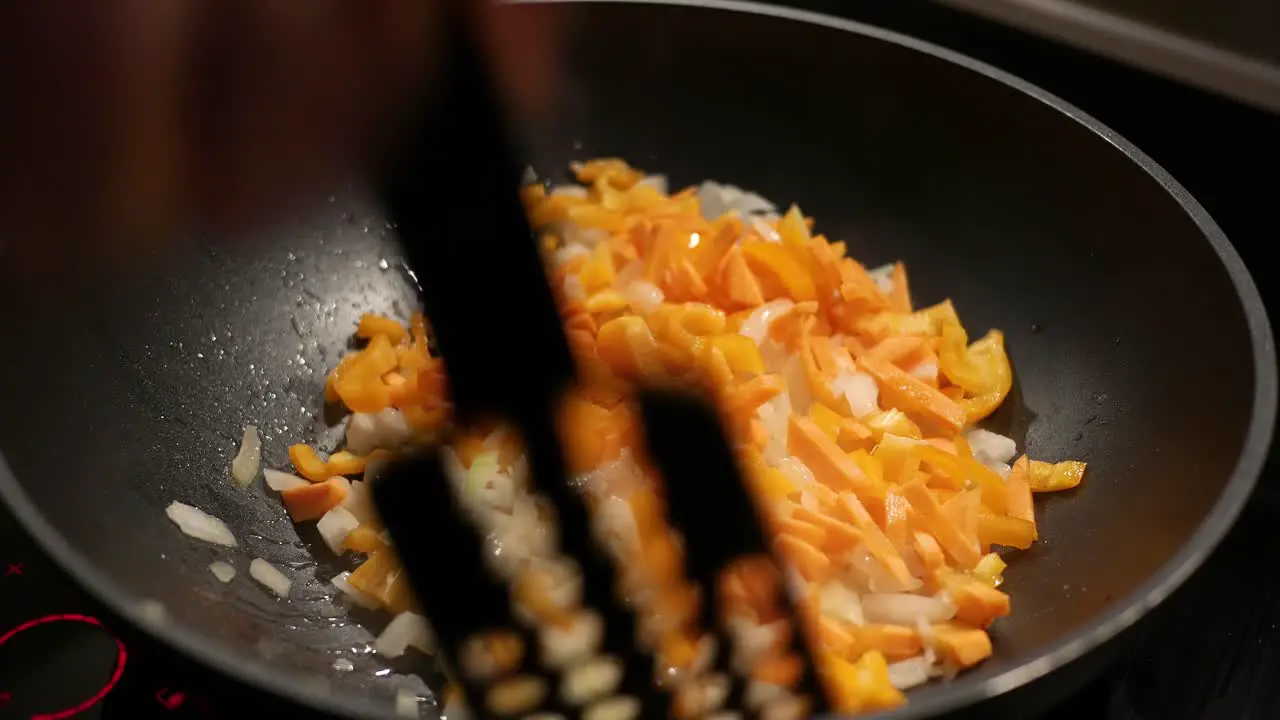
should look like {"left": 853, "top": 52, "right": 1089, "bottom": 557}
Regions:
{"left": 378, "top": 258, "right": 390, "bottom": 270}
{"left": 332, "top": 657, "right": 355, "bottom": 672}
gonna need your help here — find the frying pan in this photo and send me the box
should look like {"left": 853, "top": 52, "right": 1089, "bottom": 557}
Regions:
{"left": 0, "top": 1, "right": 1274, "bottom": 718}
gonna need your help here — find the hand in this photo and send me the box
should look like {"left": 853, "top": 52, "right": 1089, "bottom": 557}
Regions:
{"left": 0, "top": 1, "right": 559, "bottom": 268}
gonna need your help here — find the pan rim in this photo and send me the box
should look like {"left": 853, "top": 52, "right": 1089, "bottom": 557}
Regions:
{"left": 0, "top": 1, "right": 1274, "bottom": 719}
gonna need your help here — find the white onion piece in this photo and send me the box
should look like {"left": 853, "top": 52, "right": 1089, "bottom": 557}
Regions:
{"left": 341, "top": 480, "right": 377, "bottom": 524}
{"left": 776, "top": 457, "right": 816, "bottom": 489}
{"left": 372, "top": 408, "right": 414, "bottom": 449}
{"left": 208, "top": 561, "right": 236, "bottom": 583}
{"left": 230, "top": 424, "right": 261, "bottom": 488}
{"left": 562, "top": 273, "right": 587, "bottom": 302}
{"left": 165, "top": 502, "right": 237, "bottom": 547}
{"left": 749, "top": 215, "right": 782, "bottom": 243}
{"left": 990, "top": 462, "right": 1013, "bottom": 479}
{"left": 756, "top": 390, "right": 792, "bottom": 466}
{"left": 868, "top": 263, "right": 896, "bottom": 294}
{"left": 639, "top": 174, "right": 669, "bottom": 194}
{"left": 861, "top": 593, "right": 956, "bottom": 625}
{"left": 780, "top": 355, "right": 812, "bottom": 416}
{"left": 697, "top": 182, "right": 730, "bottom": 220}
{"left": 739, "top": 300, "right": 794, "bottom": 344}
{"left": 263, "top": 468, "right": 309, "bottom": 492}
{"left": 317, "top": 506, "right": 360, "bottom": 555}
{"left": 623, "top": 281, "right": 664, "bottom": 314}
{"left": 555, "top": 242, "right": 590, "bottom": 264}
{"left": 909, "top": 360, "right": 939, "bottom": 384}
{"left": 965, "top": 428, "right": 1018, "bottom": 466}
{"left": 331, "top": 571, "right": 380, "bottom": 609}
{"left": 374, "top": 611, "right": 435, "bottom": 658}
{"left": 818, "top": 582, "right": 865, "bottom": 626}
{"left": 831, "top": 372, "right": 879, "bottom": 418}
{"left": 847, "top": 545, "right": 921, "bottom": 593}
{"left": 521, "top": 166, "right": 538, "bottom": 185}
{"left": 345, "top": 413, "right": 378, "bottom": 455}
{"left": 249, "top": 558, "right": 292, "bottom": 598}
{"left": 551, "top": 184, "right": 588, "bottom": 198}
{"left": 887, "top": 656, "right": 932, "bottom": 690}
{"left": 395, "top": 689, "right": 420, "bottom": 718}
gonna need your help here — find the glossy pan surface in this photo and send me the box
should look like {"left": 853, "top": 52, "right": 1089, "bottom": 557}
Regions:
{"left": 0, "top": 1, "right": 1272, "bottom": 718}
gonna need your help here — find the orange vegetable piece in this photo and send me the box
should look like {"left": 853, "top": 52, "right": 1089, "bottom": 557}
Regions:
{"left": 790, "top": 505, "right": 862, "bottom": 554}
{"left": 977, "top": 513, "right": 1037, "bottom": 550}
{"left": 709, "top": 334, "right": 765, "bottom": 376}
{"left": 787, "top": 415, "right": 879, "bottom": 499}
{"left": 856, "top": 355, "right": 965, "bottom": 436}
{"left": 1029, "top": 459, "right": 1087, "bottom": 492}
{"left": 753, "top": 654, "right": 803, "bottom": 687}
{"left": 343, "top": 524, "right": 389, "bottom": 554}
{"left": 280, "top": 476, "right": 349, "bottom": 521}
{"left": 289, "top": 444, "right": 329, "bottom": 482}
{"left": 822, "top": 649, "right": 905, "bottom": 713}
{"left": 1006, "top": 455, "right": 1036, "bottom": 524}
{"left": 775, "top": 534, "right": 831, "bottom": 582}
{"left": 347, "top": 549, "right": 415, "bottom": 614}
{"left": 850, "top": 624, "right": 923, "bottom": 662}
{"left": 886, "top": 262, "right": 912, "bottom": 314}
{"left": 836, "top": 492, "right": 915, "bottom": 589}
{"left": 741, "top": 241, "right": 817, "bottom": 302}
{"left": 865, "top": 335, "right": 931, "bottom": 369}
{"left": 716, "top": 245, "right": 765, "bottom": 309}
{"left": 512, "top": 569, "right": 575, "bottom": 628}
{"left": 595, "top": 315, "right": 663, "bottom": 381}
{"left": 326, "top": 450, "right": 367, "bottom": 476}
{"left": 942, "top": 573, "right": 1012, "bottom": 627}
{"left": 932, "top": 623, "right": 993, "bottom": 668}
{"left": 778, "top": 517, "right": 827, "bottom": 548}
{"left": 356, "top": 313, "right": 408, "bottom": 345}
{"left": 900, "top": 479, "right": 982, "bottom": 569}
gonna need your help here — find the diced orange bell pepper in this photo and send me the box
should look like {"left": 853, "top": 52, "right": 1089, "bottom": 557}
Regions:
{"left": 356, "top": 313, "right": 408, "bottom": 345}
{"left": 280, "top": 476, "right": 349, "bottom": 521}
{"left": 289, "top": 444, "right": 330, "bottom": 482}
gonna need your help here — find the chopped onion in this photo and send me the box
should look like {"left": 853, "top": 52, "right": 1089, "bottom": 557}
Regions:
{"left": 374, "top": 611, "right": 435, "bottom": 658}
{"left": 331, "top": 571, "right": 380, "bottom": 609}
{"left": 756, "top": 390, "right": 792, "bottom": 466}
{"left": 909, "top": 360, "right": 939, "bottom": 384}
{"left": 780, "top": 354, "right": 812, "bottom": 415}
{"left": 249, "top": 558, "right": 292, "bottom": 598}
{"left": 887, "top": 656, "right": 932, "bottom": 690}
{"left": 341, "top": 480, "right": 377, "bottom": 524}
{"left": 818, "top": 582, "right": 865, "bottom": 625}
{"left": 550, "top": 184, "right": 588, "bottom": 198}
{"left": 990, "top": 461, "right": 1012, "bottom": 479}
{"left": 372, "top": 408, "right": 414, "bottom": 449}
{"left": 776, "top": 457, "right": 816, "bottom": 489}
{"left": 965, "top": 428, "right": 1018, "bottom": 466}
{"left": 208, "top": 561, "right": 236, "bottom": 583}
{"left": 868, "top": 263, "right": 896, "bottom": 294}
{"left": 623, "top": 281, "right": 664, "bottom": 314}
{"left": 739, "top": 300, "right": 794, "bottom": 344}
{"left": 317, "top": 506, "right": 360, "bottom": 555}
{"left": 562, "top": 273, "right": 587, "bottom": 302}
{"left": 749, "top": 215, "right": 782, "bottom": 243}
{"left": 846, "top": 544, "right": 921, "bottom": 593}
{"left": 831, "top": 372, "right": 879, "bottom": 418}
{"left": 165, "top": 502, "right": 237, "bottom": 547}
{"left": 264, "top": 468, "right": 309, "bottom": 492}
{"left": 861, "top": 593, "right": 956, "bottom": 625}
{"left": 395, "top": 689, "right": 420, "bottom": 718}
{"left": 638, "top": 174, "right": 668, "bottom": 194}
{"left": 345, "top": 413, "right": 378, "bottom": 455}
{"left": 230, "top": 424, "right": 261, "bottom": 488}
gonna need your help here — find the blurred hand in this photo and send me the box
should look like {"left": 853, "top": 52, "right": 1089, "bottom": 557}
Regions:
{"left": 0, "top": 1, "right": 558, "bottom": 268}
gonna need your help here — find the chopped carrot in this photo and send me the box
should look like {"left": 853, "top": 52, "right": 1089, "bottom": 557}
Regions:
{"left": 941, "top": 573, "right": 1011, "bottom": 628}
{"left": 343, "top": 524, "right": 389, "bottom": 554}
{"left": 779, "top": 517, "right": 827, "bottom": 548}
{"left": 912, "top": 531, "right": 946, "bottom": 573}
{"left": 851, "top": 624, "right": 923, "bottom": 662}
{"left": 788, "top": 415, "right": 878, "bottom": 498}
{"left": 742, "top": 241, "right": 818, "bottom": 302}
{"left": 776, "top": 533, "right": 831, "bottom": 582}
{"left": 932, "top": 623, "right": 993, "bottom": 667}
{"left": 900, "top": 479, "right": 982, "bottom": 569}
{"left": 753, "top": 653, "right": 803, "bottom": 687}
{"left": 280, "top": 476, "right": 349, "bottom": 521}
{"left": 886, "top": 262, "right": 912, "bottom": 314}
{"left": 865, "top": 335, "right": 930, "bottom": 368}
{"left": 856, "top": 355, "right": 965, "bottom": 436}
{"left": 837, "top": 493, "right": 915, "bottom": 589}
{"left": 791, "top": 506, "right": 862, "bottom": 554}
{"left": 716, "top": 244, "right": 766, "bottom": 308}
{"left": 288, "top": 444, "right": 329, "bottom": 482}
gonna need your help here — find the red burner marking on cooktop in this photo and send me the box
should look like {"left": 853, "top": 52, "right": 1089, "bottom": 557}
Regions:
{"left": 4, "top": 562, "right": 21, "bottom": 576}
{"left": 0, "top": 613, "right": 127, "bottom": 719}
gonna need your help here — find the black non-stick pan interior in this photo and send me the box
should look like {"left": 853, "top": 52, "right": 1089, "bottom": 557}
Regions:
{"left": 0, "top": 1, "right": 1272, "bottom": 718}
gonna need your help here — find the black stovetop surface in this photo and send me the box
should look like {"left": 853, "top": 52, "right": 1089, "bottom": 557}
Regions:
{"left": 2, "top": 1, "right": 1279, "bottom": 718}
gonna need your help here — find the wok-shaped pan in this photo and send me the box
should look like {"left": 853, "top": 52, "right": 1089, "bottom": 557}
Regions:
{"left": 0, "top": 1, "right": 1273, "bottom": 718}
